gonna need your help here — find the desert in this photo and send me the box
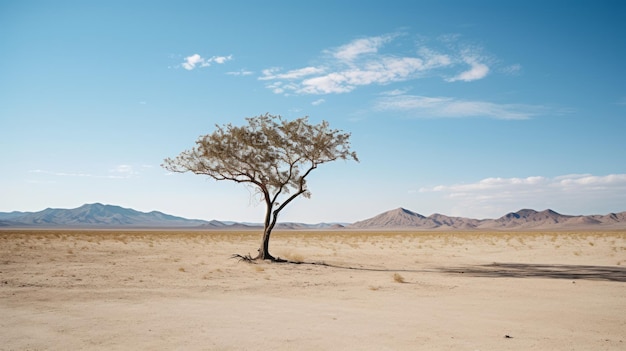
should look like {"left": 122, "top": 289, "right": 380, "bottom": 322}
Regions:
{"left": 1, "top": 229, "right": 625, "bottom": 350}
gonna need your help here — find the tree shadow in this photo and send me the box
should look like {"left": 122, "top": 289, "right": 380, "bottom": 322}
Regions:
{"left": 232, "top": 255, "right": 626, "bottom": 282}
{"left": 232, "top": 254, "right": 434, "bottom": 273}
{"left": 439, "top": 263, "right": 626, "bottom": 282}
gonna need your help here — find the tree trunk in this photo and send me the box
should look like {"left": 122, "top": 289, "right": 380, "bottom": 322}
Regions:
{"left": 256, "top": 227, "right": 275, "bottom": 260}
{"left": 256, "top": 195, "right": 277, "bottom": 261}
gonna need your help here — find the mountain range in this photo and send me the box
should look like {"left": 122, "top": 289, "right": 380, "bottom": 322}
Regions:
{"left": 0, "top": 203, "right": 343, "bottom": 229}
{"left": 349, "top": 207, "right": 626, "bottom": 230}
{"left": 1, "top": 203, "right": 625, "bottom": 230}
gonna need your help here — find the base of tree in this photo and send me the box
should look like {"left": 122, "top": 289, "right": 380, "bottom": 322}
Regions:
{"left": 230, "top": 253, "right": 290, "bottom": 263}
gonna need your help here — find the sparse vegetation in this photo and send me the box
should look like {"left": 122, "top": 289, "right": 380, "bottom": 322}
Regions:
{"left": 393, "top": 273, "right": 406, "bottom": 283}
{"left": 3, "top": 227, "right": 622, "bottom": 350}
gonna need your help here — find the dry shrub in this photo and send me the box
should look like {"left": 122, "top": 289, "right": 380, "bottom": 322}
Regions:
{"left": 393, "top": 273, "right": 406, "bottom": 283}
{"left": 115, "top": 235, "right": 128, "bottom": 245}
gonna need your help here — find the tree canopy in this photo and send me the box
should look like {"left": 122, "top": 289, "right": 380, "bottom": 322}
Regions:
{"left": 162, "top": 113, "right": 358, "bottom": 260}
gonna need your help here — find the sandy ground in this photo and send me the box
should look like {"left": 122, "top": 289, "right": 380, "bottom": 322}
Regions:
{"left": 1, "top": 229, "right": 625, "bottom": 350}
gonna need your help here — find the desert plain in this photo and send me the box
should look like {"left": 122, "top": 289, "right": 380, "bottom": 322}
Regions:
{"left": 1, "top": 229, "right": 625, "bottom": 350}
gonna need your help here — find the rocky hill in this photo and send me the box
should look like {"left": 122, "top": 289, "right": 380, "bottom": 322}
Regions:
{"left": 349, "top": 208, "right": 626, "bottom": 230}
{"left": 0, "top": 203, "right": 209, "bottom": 228}
{"left": 0, "top": 203, "right": 345, "bottom": 229}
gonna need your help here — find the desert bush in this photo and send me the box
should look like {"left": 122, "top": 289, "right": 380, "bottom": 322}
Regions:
{"left": 393, "top": 273, "right": 406, "bottom": 283}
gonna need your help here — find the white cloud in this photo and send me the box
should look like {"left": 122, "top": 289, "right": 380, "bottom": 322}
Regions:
{"left": 311, "top": 99, "right": 325, "bottom": 106}
{"left": 109, "top": 165, "right": 138, "bottom": 178}
{"left": 211, "top": 55, "right": 233, "bottom": 64}
{"left": 299, "top": 73, "right": 354, "bottom": 94}
{"left": 28, "top": 165, "right": 142, "bottom": 180}
{"left": 265, "top": 81, "right": 284, "bottom": 94}
{"left": 258, "top": 33, "right": 499, "bottom": 95}
{"left": 259, "top": 66, "right": 326, "bottom": 80}
{"left": 374, "top": 94, "right": 538, "bottom": 120}
{"left": 29, "top": 169, "right": 92, "bottom": 177}
{"left": 419, "top": 174, "right": 626, "bottom": 216}
{"left": 182, "top": 54, "right": 232, "bottom": 70}
{"left": 380, "top": 88, "right": 409, "bottom": 96}
{"left": 417, "top": 47, "right": 452, "bottom": 68}
{"left": 294, "top": 56, "right": 449, "bottom": 95}
{"left": 182, "top": 54, "right": 206, "bottom": 70}
{"left": 331, "top": 35, "right": 394, "bottom": 62}
{"left": 226, "top": 69, "right": 254, "bottom": 76}
{"left": 422, "top": 176, "right": 550, "bottom": 193}
{"left": 447, "top": 56, "right": 489, "bottom": 82}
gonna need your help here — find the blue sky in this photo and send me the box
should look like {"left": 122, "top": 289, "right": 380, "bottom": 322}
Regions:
{"left": 1, "top": 0, "right": 625, "bottom": 223}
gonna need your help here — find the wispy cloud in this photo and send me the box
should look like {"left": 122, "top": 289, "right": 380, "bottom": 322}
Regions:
{"left": 182, "top": 54, "right": 233, "bottom": 70}
{"left": 29, "top": 170, "right": 93, "bottom": 177}
{"left": 501, "top": 63, "right": 522, "bottom": 75}
{"left": 330, "top": 34, "right": 395, "bottom": 62}
{"left": 374, "top": 94, "right": 540, "bottom": 120}
{"left": 380, "top": 88, "right": 410, "bottom": 96}
{"left": 226, "top": 69, "right": 254, "bottom": 76}
{"left": 311, "top": 99, "right": 325, "bottom": 106}
{"left": 446, "top": 55, "right": 489, "bottom": 82}
{"left": 260, "top": 67, "right": 326, "bottom": 80}
{"left": 109, "top": 165, "right": 138, "bottom": 178}
{"left": 419, "top": 174, "right": 626, "bottom": 216}
{"left": 259, "top": 33, "right": 500, "bottom": 95}
{"left": 29, "top": 165, "right": 141, "bottom": 179}
{"left": 212, "top": 55, "right": 232, "bottom": 64}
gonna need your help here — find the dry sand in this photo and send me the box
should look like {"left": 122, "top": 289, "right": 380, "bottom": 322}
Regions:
{"left": 1, "top": 230, "right": 625, "bottom": 350}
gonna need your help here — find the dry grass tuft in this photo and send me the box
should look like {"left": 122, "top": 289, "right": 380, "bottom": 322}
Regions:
{"left": 393, "top": 273, "right": 406, "bottom": 283}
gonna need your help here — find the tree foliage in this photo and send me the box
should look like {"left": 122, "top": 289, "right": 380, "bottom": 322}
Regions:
{"left": 162, "top": 113, "right": 358, "bottom": 260}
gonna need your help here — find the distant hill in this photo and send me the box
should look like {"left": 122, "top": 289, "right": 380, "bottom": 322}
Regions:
{"left": 0, "top": 203, "right": 345, "bottom": 229}
{"left": 349, "top": 207, "right": 626, "bottom": 230}
{"left": 0, "top": 203, "right": 210, "bottom": 228}
{"left": 1, "top": 204, "right": 624, "bottom": 230}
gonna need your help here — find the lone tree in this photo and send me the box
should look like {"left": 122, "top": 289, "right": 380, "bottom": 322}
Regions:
{"left": 162, "top": 113, "right": 358, "bottom": 261}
